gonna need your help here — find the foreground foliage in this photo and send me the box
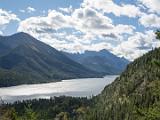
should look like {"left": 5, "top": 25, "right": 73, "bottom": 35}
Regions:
{"left": 0, "top": 96, "right": 92, "bottom": 120}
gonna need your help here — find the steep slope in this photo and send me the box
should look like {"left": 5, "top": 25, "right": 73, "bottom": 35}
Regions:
{"left": 0, "top": 32, "right": 100, "bottom": 87}
{"left": 86, "top": 48, "right": 160, "bottom": 120}
{"left": 64, "top": 49, "right": 129, "bottom": 75}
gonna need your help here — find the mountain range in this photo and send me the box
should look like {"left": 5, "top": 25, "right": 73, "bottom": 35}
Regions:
{"left": 64, "top": 50, "right": 129, "bottom": 75}
{"left": 0, "top": 32, "right": 99, "bottom": 87}
{"left": 0, "top": 32, "right": 129, "bottom": 87}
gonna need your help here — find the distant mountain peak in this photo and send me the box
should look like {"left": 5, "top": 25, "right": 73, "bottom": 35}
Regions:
{"left": 64, "top": 50, "right": 130, "bottom": 75}
{"left": 99, "top": 49, "right": 109, "bottom": 52}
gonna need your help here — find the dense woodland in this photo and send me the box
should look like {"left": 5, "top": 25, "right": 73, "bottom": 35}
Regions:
{"left": 0, "top": 96, "right": 93, "bottom": 120}
{"left": 0, "top": 31, "right": 160, "bottom": 120}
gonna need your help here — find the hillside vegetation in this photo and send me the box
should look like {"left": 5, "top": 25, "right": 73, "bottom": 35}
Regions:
{"left": 86, "top": 47, "right": 160, "bottom": 120}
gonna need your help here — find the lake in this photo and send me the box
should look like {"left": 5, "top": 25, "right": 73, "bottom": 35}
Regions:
{"left": 0, "top": 75, "right": 118, "bottom": 103}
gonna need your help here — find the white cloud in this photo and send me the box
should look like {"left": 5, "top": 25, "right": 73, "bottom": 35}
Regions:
{"left": 0, "top": 9, "right": 20, "bottom": 26}
{"left": 18, "top": 7, "right": 135, "bottom": 37}
{"left": 114, "top": 24, "right": 135, "bottom": 35}
{"left": 57, "top": 41, "right": 113, "bottom": 54}
{"left": 0, "top": 31, "right": 3, "bottom": 35}
{"left": 19, "top": 9, "right": 25, "bottom": 13}
{"left": 18, "top": 10, "right": 72, "bottom": 33}
{"left": 27, "top": 7, "right": 36, "bottom": 13}
{"left": 114, "top": 30, "right": 160, "bottom": 60}
{"left": 20, "top": 7, "right": 36, "bottom": 13}
{"left": 59, "top": 5, "right": 73, "bottom": 14}
{"left": 139, "top": 14, "right": 160, "bottom": 28}
{"left": 138, "top": 0, "right": 160, "bottom": 14}
{"left": 72, "top": 7, "right": 114, "bottom": 35}
{"left": 0, "top": 9, "right": 20, "bottom": 34}
{"left": 71, "top": 7, "right": 135, "bottom": 37}
{"left": 82, "top": 0, "right": 143, "bottom": 17}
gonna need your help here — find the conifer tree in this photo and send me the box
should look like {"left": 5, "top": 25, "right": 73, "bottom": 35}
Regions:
{"left": 156, "top": 30, "right": 160, "bottom": 40}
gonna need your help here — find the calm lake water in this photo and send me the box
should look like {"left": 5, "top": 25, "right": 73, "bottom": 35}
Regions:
{"left": 0, "top": 75, "right": 118, "bottom": 103}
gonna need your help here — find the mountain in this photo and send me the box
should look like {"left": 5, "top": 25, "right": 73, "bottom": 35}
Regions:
{"left": 0, "top": 32, "right": 100, "bottom": 87}
{"left": 64, "top": 49, "right": 129, "bottom": 75}
{"left": 1, "top": 46, "right": 160, "bottom": 120}
{"left": 86, "top": 47, "right": 160, "bottom": 120}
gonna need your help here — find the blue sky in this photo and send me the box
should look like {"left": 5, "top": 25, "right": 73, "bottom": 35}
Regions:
{"left": 0, "top": 0, "right": 144, "bottom": 34}
{"left": 0, "top": 0, "right": 82, "bottom": 34}
{"left": 0, "top": 0, "right": 160, "bottom": 60}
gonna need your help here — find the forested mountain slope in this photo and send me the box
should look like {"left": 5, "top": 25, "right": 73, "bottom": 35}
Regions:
{"left": 0, "top": 32, "right": 100, "bottom": 87}
{"left": 86, "top": 47, "right": 160, "bottom": 120}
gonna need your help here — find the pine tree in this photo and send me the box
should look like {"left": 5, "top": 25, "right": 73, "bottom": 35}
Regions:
{"left": 22, "top": 105, "right": 38, "bottom": 120}
{"left": 156, "top": 30, "right": 160, "bottom": 40}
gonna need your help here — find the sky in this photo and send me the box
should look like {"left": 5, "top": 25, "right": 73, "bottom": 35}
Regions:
{"left": 0, "top": 0, "right": 160, "bottom": 60}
